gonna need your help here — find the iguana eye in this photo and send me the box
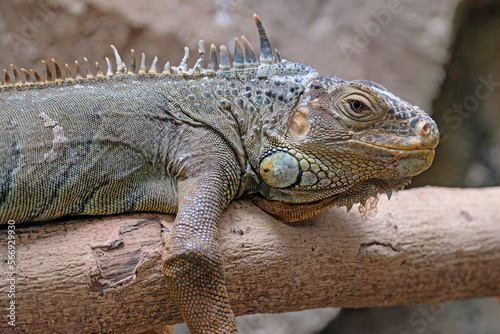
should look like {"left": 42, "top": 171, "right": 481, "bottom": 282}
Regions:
{"left": 342, "top": 95, "right": 374, "bottom": 119}
{"left": 332, "top": 84, "right": 390, "bottom": 127}
{"left": 349, "top": 100, "right": 365, "bottom": 113}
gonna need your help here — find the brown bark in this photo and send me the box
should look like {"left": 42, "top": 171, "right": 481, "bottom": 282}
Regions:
{"left": 1, "top": 187, "right": 499, "bottom": 334}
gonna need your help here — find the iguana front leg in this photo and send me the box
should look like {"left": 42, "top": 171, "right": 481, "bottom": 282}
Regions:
{"left": 162, "top": 136, "right": 241, "bottom": 333}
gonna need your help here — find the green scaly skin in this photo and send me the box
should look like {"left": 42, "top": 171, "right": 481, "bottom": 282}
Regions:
{"left": 0, "top": 15, "right": 438, "bottom": 334}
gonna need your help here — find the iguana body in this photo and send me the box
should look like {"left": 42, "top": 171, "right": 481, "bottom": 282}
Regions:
{"left": 0, "top": 15, "right": 438, "bottom": 333}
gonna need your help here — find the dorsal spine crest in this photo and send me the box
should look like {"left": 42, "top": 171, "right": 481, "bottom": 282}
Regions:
{"left": 0, "top": 15, "right": 296, "bottom": 92}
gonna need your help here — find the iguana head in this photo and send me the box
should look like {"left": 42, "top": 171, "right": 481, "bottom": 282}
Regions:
{"left": 255, "top": 74, "right": 439, "bottom": 213}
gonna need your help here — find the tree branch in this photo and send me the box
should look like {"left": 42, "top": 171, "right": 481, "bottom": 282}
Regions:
{"left": 1, "top": 187, "right": 499, "bottom": 333}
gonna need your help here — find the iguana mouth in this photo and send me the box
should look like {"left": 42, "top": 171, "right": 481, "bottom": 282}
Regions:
{"left": 350, "top": 140, "right": 437, "bottom": 153}
{"left": 349, "top": 140, "right": 435, "bottom": 176}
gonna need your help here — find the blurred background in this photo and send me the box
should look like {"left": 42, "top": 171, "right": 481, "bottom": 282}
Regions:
{"left": 0, "top": 0, "right": 498, "bottom": 333}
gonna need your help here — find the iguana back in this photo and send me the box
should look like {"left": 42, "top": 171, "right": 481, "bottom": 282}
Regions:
{"left": 1, "top": 77, "right": 181, "bottom": 222}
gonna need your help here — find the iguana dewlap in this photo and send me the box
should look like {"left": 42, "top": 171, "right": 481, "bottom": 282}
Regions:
{"left": 0, "top": 14, "right": 438, "bottom": 334}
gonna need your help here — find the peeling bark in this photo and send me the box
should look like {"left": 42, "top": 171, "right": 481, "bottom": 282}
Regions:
{"left": 0, "top": 187, "right": 499, "bottom": 333}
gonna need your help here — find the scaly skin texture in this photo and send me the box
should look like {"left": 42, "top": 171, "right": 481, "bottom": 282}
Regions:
{"left": 0, "top": 15, "right": 438, "bottom": 334}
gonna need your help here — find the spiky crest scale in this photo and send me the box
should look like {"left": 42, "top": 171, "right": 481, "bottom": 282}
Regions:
{"left": 52, "top": 59, "right": 63, "bottom": 83}
{"left": 208, "top": 44, "right": 217, "bottom": 72}
{"left": 3, "top": 70, "right": 11, "bottom": 86}
{"left": 20, "top": 68, "right": 32, "bottom": 84}
{"left": 95, "top": 61, "right": 104, "bottom": 78}
{"left": 128, "top": 49, "right": 136, "bottom": 75}
{"left": 75, "top": 60, "right": 82, "bottom": 79}
{"left": 32, "top": 69, "right": 42, "bottom": 83}
{"left": 84, "top": 57, "right": 92, "bottom": 79}
{"left": 11, "top": 65, "right": 21, "bottom": 85}
{"left": 0, "top": 14, "right": 280, "bottom": 90}
{"left": 138, "top": 53, "right": 147, "bottom": 75}
{"left": 42, "top": 60, "right": 52, "bottom": 83}
{"left": 105, "top": 58, "right": 113, "bottom": 76}
{"left": 64, "top": 63, "right": 72, "bottom": 81}
{"left": 193, "top": 40, "right": 205, "bottom": 74}
{"left": 149, "top": 57, "right": 158, "bottom": 75}
{"left": 219, "top": 45, "right": 230, "bottom": 70}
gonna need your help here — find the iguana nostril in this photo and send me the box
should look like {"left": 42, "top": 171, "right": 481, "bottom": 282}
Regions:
{"left": 417, "top": 120, "right": 431, "bottom": 136}
{"left": 414, "top": 118, "right": 439, "bottom": 149}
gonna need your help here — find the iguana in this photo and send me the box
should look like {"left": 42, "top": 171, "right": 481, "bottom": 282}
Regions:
{"left": 0, "top": 14, "right": 438, "bottom": 333}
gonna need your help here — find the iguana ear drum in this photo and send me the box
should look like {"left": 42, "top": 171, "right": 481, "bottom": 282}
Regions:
{"left": 289, "top": 107, "right": 311, "bottom": 139}
{"left": 259, "top": 151, "right": 300, "bottom": 188}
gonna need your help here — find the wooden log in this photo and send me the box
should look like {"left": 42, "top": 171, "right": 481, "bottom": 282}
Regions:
{"left": 0, "top": 187, "right": 499, "bottom": 333}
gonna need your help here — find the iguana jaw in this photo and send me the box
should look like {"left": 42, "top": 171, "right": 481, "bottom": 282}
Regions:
{"left": 251, "top": 176, "right": 412, "bottom": 222}
{"left": 349, "top": 139, "right": 436, "bottom": 176}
